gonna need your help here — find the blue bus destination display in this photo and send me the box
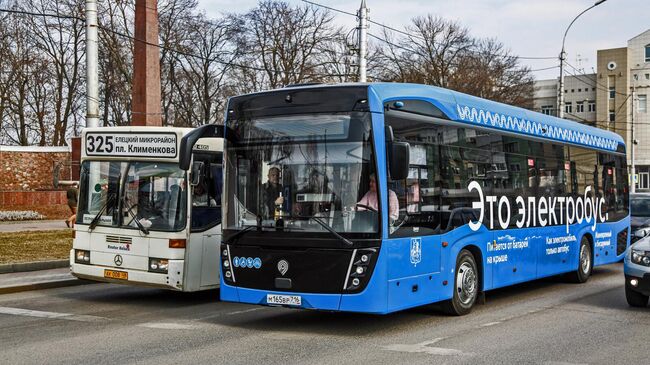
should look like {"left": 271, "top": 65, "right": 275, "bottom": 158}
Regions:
{"left": 85, "top": 132, "right": 177, "bottom": 158}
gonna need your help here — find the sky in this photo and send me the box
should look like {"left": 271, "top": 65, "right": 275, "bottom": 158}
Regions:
{"left": 196, "top": 0, "right": 649, "bottom": 80}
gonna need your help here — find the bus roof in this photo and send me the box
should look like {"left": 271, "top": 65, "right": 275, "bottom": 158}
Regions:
{"left": 267, "top": 82, "right": 624, "bottom": 153}
{"left": 367, "top": 83, "right": 624, "bottom": 153}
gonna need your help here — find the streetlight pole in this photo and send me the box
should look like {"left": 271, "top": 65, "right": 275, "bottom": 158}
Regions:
{"left": 85, "top": 0, "right": 99, "bottom": 128}
{"left": 558, "top": 0, "right": 607, "bottom": 119}
{"left": 358, "top": 0, "right": 368, "bottom": 83}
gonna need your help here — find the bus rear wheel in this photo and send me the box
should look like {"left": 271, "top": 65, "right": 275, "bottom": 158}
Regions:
{"left": 442, "top": 249, "right": 479, "bottom": 316}
{"left": 568, "top": 236, "right": 592, "bottom": 283}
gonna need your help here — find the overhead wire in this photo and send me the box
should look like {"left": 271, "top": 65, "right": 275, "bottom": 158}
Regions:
{"left": 300, "top": 0, "right": 558, "bottom": 62}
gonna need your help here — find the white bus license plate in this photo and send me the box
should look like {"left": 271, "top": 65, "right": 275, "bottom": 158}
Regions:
{"left": 267, "top": 294, "right": 301, "bottom": 306}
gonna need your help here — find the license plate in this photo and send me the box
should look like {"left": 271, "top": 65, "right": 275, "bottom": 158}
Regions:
{"left": 104, "top": 269, "right": 128, "bottom": 280}
{"left": 267, "top": 294, "right": 301, "bottom": 306}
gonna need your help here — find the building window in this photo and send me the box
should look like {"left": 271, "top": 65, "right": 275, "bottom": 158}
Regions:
{"left": 646, "top": 73, "right": 650, "bottom": 80}
{"left": 571, "top": 89, "right": 575, "bottom": 93}
{"left": 578, "top": 88, "right": 582, "bottom": 92}
{"left": 639, "top": 95, "right": 647, "bottom": 113}
{"left": 609, "top": 87, "right": 615, "bottom": 99}
{"left": 588, "top": 101, "right": 595, "bottom": 112}
{"left": 592, "top": 87, "right": 596, "bottom": 91}
{"left": 565, "top": 102, "right": 572, "bottom": 113}
{"left": 639, "top": 173, "right": 650, "bottom": 191}
{"left": 541, "top": 105, "right": 553, "bottom": 115}
{"left": 576, "top": 101, "right": 584, "bottom": 113}
{"left": 609, "top": 110, "right": 615, "bottom": 122}
{"left": 646, "top": 45, "right": 650, "bottom": 62}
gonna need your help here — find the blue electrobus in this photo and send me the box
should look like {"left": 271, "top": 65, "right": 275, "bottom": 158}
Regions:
{"left": 215, "top": 83, "right": 630, "bottom": 315}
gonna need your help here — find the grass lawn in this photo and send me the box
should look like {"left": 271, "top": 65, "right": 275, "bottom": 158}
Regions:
{"left": 0, "top": 230, "right": 72, "bottom": 264}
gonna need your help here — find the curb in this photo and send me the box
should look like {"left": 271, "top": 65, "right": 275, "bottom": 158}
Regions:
{"left": 0, "top": 260, "right": 69, "bottom": 274}
{"left": 0, "top": 279, "right": 94, "bottom": 295}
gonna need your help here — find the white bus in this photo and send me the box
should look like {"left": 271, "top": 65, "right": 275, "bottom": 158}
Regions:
{"left": 70, "top": 125, "right": 224, "bottom": 291}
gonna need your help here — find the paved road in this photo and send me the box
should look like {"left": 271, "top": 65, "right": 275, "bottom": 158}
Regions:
{"left": 0, "top": 220, "right": 69, "bottom": 232}
{"left": 0, "top": 263, "right": 647, "bottom": 365}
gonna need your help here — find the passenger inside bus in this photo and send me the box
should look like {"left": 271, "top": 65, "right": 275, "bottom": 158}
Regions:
{"left": 357, "top": 173, "right": 399, "bottom": 222}
{"left": 193, "top": 182, "right": 216, "bottom": 207}
{"left": 262, "top": 166, "right": 284, "bottom": 218}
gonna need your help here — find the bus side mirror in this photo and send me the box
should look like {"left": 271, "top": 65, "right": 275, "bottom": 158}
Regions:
{"left": 389, "top": 142, "right": 410, "bottom": 181}
{"left": 191, "top": 161, "right": 204, "bottom": 186}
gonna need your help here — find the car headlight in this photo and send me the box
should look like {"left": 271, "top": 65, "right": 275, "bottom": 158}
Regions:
{"left": 631, "top": 249, "right": 650, "bottom": 267}
{"left": 634, "top": 228, "right": 650, "bottom": 239}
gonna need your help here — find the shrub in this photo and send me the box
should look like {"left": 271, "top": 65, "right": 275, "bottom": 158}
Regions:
{"left": 0, "top": 211, "right": 45, "bottom": 221}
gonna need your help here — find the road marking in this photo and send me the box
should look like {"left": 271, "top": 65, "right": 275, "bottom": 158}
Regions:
{"left": 0, "top": 306, "right": 107, "bottom": 322}
{"left": 137, "top": 322, "right": 197, "bottom": 330}
{"left": 382, "top": 337, "right": 472, "bottom": 356}
{"left": 479, "top": 321, "right": 501, "bottom": 327}
{"left": 226, "top": 308, "right": 264, "bottom": 316}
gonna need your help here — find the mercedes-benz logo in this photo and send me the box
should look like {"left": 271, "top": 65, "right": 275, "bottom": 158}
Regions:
{"left": 277, "top": 259, "right": 289, "bottom": 276}
{"left": 114, "top": 255, "right": 123, "bottom": 266}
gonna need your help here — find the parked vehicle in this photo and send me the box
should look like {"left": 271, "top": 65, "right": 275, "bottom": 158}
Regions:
{"left": 630, "top": 193, "right": 650, "bottom": 243}
{"left": 624, "top": 236, "right": 650, "bottom": 307}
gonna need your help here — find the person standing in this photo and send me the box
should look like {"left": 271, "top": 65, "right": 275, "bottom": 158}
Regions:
{"left": 262, "top": 167, "right": 284, "bottom": 218}
{"left": 66, "top": 183, "right": 79, "bottom": 228}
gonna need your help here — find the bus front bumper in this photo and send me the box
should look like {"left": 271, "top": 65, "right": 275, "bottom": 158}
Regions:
{"left": 70, "top": 252, "right": 184, "bottom": 290}
{"left": 220, "top": 276, "right": 390, "bottom": 314}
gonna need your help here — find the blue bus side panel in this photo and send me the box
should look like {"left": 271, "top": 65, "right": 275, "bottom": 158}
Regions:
{"left": 593, "top": 218, "right": 629, "bottom": 265}
{"left": 385, "top": 226, "right": 491, "bottom": 312}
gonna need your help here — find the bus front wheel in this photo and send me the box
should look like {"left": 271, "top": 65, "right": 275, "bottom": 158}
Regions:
{"left": 442, "top": 249, "right": 479, "bottom": 316}
{"left": 568, "top": 236, "right": 593, "bottom": 283}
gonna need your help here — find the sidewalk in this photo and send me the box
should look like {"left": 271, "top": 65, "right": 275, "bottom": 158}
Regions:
{"left": 0, "top": 267, "right": 92, "bottom": 294}
{"left": 0, "top": 220, "right": 70, "bottom": 232}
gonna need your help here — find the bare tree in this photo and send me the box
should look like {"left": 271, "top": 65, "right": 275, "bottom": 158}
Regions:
{"left": 375, "top": 15, "right": 473, "bottom": 87}
{"left": 23, "top": 0, "right": 86, "bottom": 145}
{"left": 98, "top": 0, "right": 134, "bottom": 126}
{"left": 373, "top": 15, "right": 533, "bottom": 108}
{"left": 450, "top": 38, "right": 533, "bottom": 107}
{"left": 232, "top": 1, "right": 341, "bottom": 91}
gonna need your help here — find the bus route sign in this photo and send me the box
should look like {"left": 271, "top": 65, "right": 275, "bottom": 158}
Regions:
{"left": 85, "top": 132, "right": 178, "bottom": 158}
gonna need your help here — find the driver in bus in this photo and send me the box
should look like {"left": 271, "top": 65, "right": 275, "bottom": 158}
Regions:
{"left": 262, "top": 166, "right": 284, "bottom": 218}
{"left": 357, "top": 173, "right": 399, "bottom": 222}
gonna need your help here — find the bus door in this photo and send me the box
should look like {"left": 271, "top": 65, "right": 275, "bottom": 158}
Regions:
{"left": 186, "top": 153, "right": 223, "bottom": 290}
{"left": 386, "top": 166, "right": 443, "bottom": 308}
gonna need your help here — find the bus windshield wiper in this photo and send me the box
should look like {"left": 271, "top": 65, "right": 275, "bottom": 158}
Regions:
{"left": 225, "top": 225, "right": 258, "bottom": 244}
{"left": 88, "top": 193, "right": 116, "bottom": 231}
{"left": 289, "top": 215, "right": 353, "bottom": 246}
{"left": 120, "top": 196, "right": 149, "bottom": 235}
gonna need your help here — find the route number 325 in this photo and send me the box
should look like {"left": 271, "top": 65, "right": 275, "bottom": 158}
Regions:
{"left": 87, "top": 135, "right": 114, "bottom": 153}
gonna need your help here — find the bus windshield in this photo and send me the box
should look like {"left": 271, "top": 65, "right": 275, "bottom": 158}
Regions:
{"left": 76, "top": 161, "right": 187, "bottom": 232}
{"left": 224, "top": 112, "right": 378, "bottom": 234}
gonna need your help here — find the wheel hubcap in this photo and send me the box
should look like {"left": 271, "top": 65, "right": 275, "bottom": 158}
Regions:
{"left": 456, "top": 262, "right": 477, "bottom": 306}
{"left": 580, "top": 244, "right": 591, "bottom": 274}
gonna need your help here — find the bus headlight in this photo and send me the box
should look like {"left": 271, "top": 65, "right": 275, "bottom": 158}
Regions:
{"left": 148, "top": 258, "right": 169, "bottom": 273}
{"left": 75, "top": 249, "right": 90, "bottom": 264}
{"left": 345, "top": 248, "right": 377, "bottom": 291}
{"left": 631, "top": 249, "right": 650, "bottom": 267}
{"left": 221, "top": 244, "right": 235, "bottom": 283}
